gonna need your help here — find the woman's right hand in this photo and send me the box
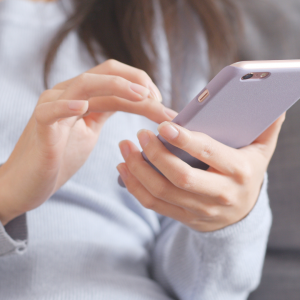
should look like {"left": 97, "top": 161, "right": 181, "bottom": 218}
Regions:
{"left": 0, "top": 59, "right": 177, "bottom": 226}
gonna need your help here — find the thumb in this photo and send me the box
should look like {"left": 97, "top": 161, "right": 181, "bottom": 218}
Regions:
{"left": 251, "top": 113, "right": 286, "bottom": 158}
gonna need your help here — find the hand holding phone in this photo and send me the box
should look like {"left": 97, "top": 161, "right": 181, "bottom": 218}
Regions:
{"left": 117, "top": 111, "right": 285, "bottom": 232}
{"left": 117, "top": 59, "right": 299, "bottom": 231}
{"left": 119, "top": 59, "right": 300, "bottom": 186}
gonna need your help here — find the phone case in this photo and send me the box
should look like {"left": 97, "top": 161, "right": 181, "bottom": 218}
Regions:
{"left": 119, "top": 60, "right": 300, "bottom": 187}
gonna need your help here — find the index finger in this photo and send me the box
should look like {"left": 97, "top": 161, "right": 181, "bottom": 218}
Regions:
{"left": 87, "top": 96, "right": 177, "bottom": 124}
{"left": 53, "top": 60, "right": 162, "bottom": 102}
{"left": 157, "top": 122, "right": 244, "bottom": 176}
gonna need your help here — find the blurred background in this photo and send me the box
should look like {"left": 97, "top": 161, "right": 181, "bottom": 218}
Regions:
{"left": 238, "top": 0, "right": 300, "bottom": 298}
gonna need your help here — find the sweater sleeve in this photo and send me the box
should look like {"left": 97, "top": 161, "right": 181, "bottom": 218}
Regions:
{"left": 0, "top": 214, "right": 28, "bottom": 257}
{"left": 151, "top": 174, "right": 272, "bottom": 300}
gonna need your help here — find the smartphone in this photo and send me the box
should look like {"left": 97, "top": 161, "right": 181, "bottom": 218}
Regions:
{"left": 118, "top": 60, "right": 300, "bottom": 187}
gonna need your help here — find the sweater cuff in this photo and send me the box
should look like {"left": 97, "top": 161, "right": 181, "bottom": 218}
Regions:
{"left": 192, "top": 173, "right": 272, "bottom": 240}
{"left": 0, "top": 213, "right": 28, "bottom": 256}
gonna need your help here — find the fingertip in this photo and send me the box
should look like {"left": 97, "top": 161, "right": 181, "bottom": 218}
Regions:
{"left": 157, "top": 122, "right": 179, "bottom": 140}
{"left": 68, "top": 100, "right": 89, "bottom": 113}
{"left": 117, "top": 163, "right": 129, "bottom": 181}
{"left": 118, "top": 140, "right": 126, "bottom": 148}
{"left": 119, "top": 139, "right": 134, "bottom": 148}
{"left": 157, "top": 121, "right": 168, "bottom": 132}
{"left": 119, "top": 140, "right": 141, "bottom": 159}
{"left": 137, "top": 129, "right": 151, "bottom": 148}
{"left": 119, "top": 140, "right": 131, "bottom": 160}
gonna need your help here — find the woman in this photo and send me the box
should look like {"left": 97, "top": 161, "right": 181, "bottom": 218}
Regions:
{"left": 0, "top": 0, "right": 284, "bottom": 299}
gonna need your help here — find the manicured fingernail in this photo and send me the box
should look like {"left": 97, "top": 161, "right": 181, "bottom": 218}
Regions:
{"left": 137, "top": 129, "right": 150, "bottom": 148}
{"left": 164, "top": 107, "right": 178, "bottom": 120}
{"left": 117, "top": 164, "right": 129, "bottom": 180}
{"left": 119, "top": 142, "right": 131, "bottom": 159}
{"left": 149, "top": 81, "right": 162, "bottom": 102}
{"left": 157, "top": 122, "right": 179, "bottom": 140}
{"left": 68, "top": 100, "right": 88, "bottom": 111}
{"left": 130, "top": 83, "right": 150, "bottom": 99}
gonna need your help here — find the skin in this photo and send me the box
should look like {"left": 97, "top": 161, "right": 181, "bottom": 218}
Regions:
{"left": 0, "top": 60, "right": 177, "bottom": 226}
{"left": 1, "top": 1, "right": 285, "bottom": 232}
{"left": 117, "top": 114, "right": 285, "bottom": 232}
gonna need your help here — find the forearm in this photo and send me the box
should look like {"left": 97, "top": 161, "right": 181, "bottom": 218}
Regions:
{"left": 0, "top": 136, "right": 59, "bottom": 226}
{"left": 0, "top": 161, "right": 32, "bottom": 226}
{"left": 0, "top": 163, "right": 17, "bottom": 226}
{"left": 0, "top": 163, "right": 28, "bottom": 256}
{"left": 151, "top": 176, "right": 271, "bottom": 300}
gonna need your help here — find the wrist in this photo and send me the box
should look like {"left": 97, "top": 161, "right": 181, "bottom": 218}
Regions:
{"left": 0, "top": 162, "right": 25, "bottom": 226}
{"left": 0, "top": 195, "right": 22, "bottom": 227}
{"left": 0, "top": 210, "right": 16, "bottom": 227}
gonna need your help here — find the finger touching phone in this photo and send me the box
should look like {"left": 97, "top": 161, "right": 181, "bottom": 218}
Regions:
{"left": 119, "top": 59, "right": 300, "bottom": 187}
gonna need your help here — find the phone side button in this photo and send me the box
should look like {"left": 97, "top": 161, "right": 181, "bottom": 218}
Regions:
{"left": 198, "top": 89, "right": 209, "bottom": 103}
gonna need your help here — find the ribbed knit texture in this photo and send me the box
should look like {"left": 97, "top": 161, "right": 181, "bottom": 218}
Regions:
{"left": 0, "top": 0, "right": 271, "bottom": 299}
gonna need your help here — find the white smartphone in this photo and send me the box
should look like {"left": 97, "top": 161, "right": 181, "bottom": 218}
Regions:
{"left": 119, "top": 60, "right": 300, "bottom": 186}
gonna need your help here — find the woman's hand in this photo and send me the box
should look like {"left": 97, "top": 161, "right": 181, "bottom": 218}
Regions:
{"left": 0, "top": 60, "right": 176, "bottom": 226}
{"left": 117, "top": 114, "right": 285, "bottom": 232}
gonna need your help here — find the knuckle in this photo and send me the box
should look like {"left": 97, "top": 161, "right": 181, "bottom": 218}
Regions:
{"left": 77, "top": 72, "right": 91, "bottom": 85}
{"left": 234, "top": 161, "right": 253, "bottom": 184}
{"left": 110, "top": 76, "right": 126, "bottom": 89}
{"left": 218, "top": 192, "right": 233, "bottom": 206}
{"left": 137, "top": 69, "right": 150, "bottom": 83}
{"left": 151, "top": 182, "right": 169, "bottom": 199}
{"left": 141, "top": 199, "right": 156, "bottom": 210}
{"left": 202, "top": 206, "right": 219, "bottom": 218}
{"left": 199, "top": 136, "right": 215, "bottom": 159}
{"left": 174, "top": 170, "right": 194, "bottom": 190}
{"left": 39, "top": 89, "right": 53, "bottom": 103}
{"left": 34, "top": 105, "right": 44, "bottom": 123}
{"left": 146, "top": 148, "right": 160, "bottom": 164}
{"left": 74, "top": 73, "right": 92, "bottom": 97}
{"left": 104, "top": 59, "right": 118, "bottom": 70}
{"left": 216, "top": 184, "right": 234, "bottom": 206}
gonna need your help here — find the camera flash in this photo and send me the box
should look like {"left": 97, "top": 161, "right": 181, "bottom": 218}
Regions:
{"left": 260, "top": 73, "right": 268, "bottom": 78}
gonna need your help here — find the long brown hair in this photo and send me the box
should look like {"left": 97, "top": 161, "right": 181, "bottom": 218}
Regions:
{"left": 45, "top": 0, "right": 241, "bottom": 108}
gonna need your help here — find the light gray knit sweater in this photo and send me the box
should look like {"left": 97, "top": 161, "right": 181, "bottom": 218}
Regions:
{"left": 0, "top": 0, "right": 271, "bottom": 299}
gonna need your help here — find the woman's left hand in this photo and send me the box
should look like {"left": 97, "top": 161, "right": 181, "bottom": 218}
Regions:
{"left": 117, "top": 114, "right": 285, "bottom": 232}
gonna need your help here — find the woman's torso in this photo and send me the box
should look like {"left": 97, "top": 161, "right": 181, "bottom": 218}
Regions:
{"left": 0, "top": 0, "right": 208, "bottom": 299}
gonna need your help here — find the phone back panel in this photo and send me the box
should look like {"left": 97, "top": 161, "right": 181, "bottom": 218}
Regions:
{"left": 142, "top": 61, "right": 300, "bottom": 170}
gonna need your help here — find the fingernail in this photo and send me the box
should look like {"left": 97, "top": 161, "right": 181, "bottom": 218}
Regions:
{"left": 164, "top": 107, "right": 178, "bottom": 120}
{"left": 130, "top": 83, "right": 150, "bottom": 99}
{"left": 117, "top": 164, "right": 129, "bottom": 180}
{"left": 119, "top": 142, "right": 131, "bottom": 159}
{"left": 68, "top": 100, "right": 88, "bottom": 111}
{"left": 137, "top": 129, "right": 150, "bottom": 148}
{"left": 149, "top": 81, "right": 162, "bottom": 102}
{"left": 157, "top": 122, "right": 179, "bottom": 140}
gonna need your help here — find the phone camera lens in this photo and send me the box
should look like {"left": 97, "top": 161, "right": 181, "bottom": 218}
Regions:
{"left": 242, "top": 73, "right": 253, "bottom": 80}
